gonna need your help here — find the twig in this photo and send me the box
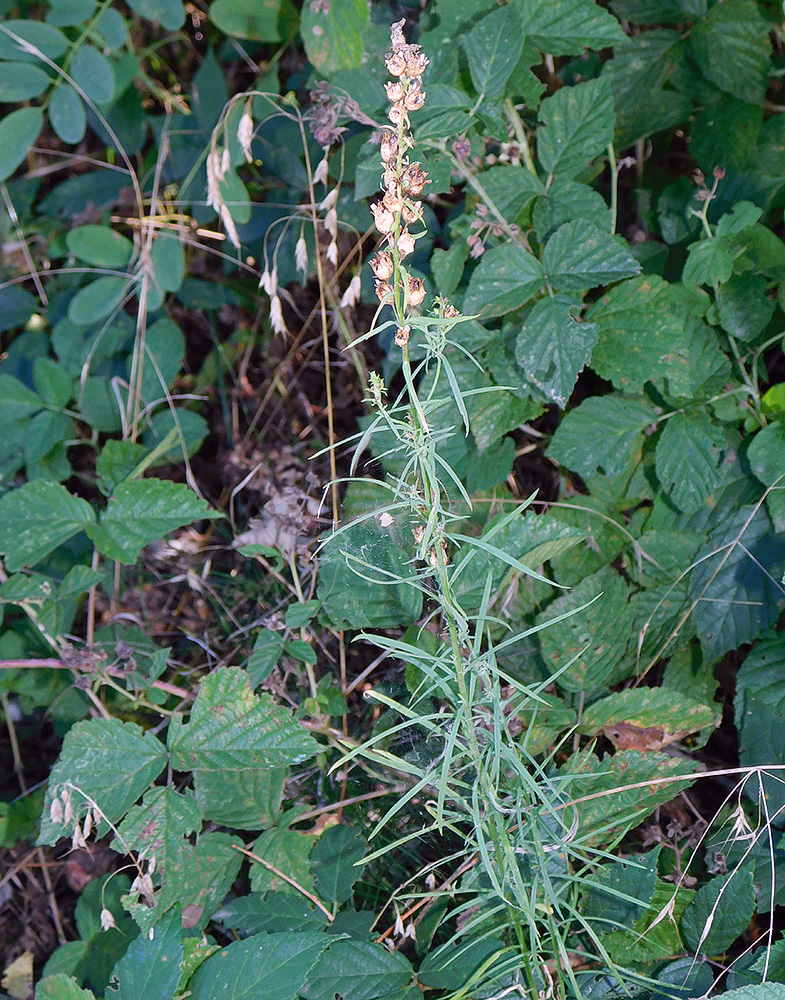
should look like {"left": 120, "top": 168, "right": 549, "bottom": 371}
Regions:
{"left": 232, "top": 844, "right": 334, "bottom": 921}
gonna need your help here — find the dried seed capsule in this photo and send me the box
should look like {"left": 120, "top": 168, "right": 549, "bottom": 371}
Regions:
{"left": 405, "top": 50, "right": 429, "bottom": 77}
{"left": 395, "top": 325, "right": 411, "bottom": 347}
{"left": 385, "top": 51, "right": 407, "bottom": 76}
{"left": 380, "top": 131, "right": 398, "bottom": 164}
{"left": 397, "top": 230, "right": 416, "bottom": 257}
{"left": 375, "top": 279, "right": 392, "bottom": 301}
{"left": 385, "top": 80, "right": 405, "bottom": 103}
{"left": 370, "top": 201, "right": 395, "bottom": 235}
{"left": 407, "top": 275, "right": 425, "bottom": 307}
{"left": 401, "top": 163, "right": 428, "bottom": 196}
{"left": 404, "top": 87, "right": 425, "bottom": 112}
{"left": 388, "top": 102, "right": 406, "bottom": 126}
{"left": 370, "top": 251, "right": 394, "bottom": 280}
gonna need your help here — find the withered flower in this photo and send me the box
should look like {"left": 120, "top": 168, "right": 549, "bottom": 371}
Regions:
{"left": 370, "top": 251, "right": 394, "bottom": 281}
{"left": 402, "top": 163, "right": 428, "bottom": 196}
{"left": 407, "top": 275, "right": 425, "bottom": 307}
{"left": 370, "top": 201, "right": 395, "bottom": 235}
{"left": 397, "top": 230, "right": 416, "bottom": 257}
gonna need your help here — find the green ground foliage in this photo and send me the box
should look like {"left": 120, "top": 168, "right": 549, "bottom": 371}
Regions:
{"left": 2, "top": 0, "right": 785, "bottom": 997}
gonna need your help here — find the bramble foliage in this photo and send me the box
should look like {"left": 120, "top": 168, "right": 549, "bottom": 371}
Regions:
{"left": 2, "top": 0, "right": 785, "bottom": 997}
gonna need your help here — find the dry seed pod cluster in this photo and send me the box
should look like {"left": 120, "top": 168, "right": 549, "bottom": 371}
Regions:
{"left": 369, "top": 20, "right": 431, "bottom": 348}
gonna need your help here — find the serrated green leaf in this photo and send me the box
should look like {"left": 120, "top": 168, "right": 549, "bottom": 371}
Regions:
{"left": 0, "top": 61, "right": 51, "bottom": 101}
{"left": 86, "top": 478, "right": 217, "bottom": 564}
{"left": 168, "top": 666, "right": 318, "bottom": 771}
{"left": 115, "top": 787, "right": 202, "bottom": 849}
{"left": 218, "top": 892, "right": 327, "bottom": 937}
{"left": 301, "top": 0, "right": 368, "bottom": 75}
{"left": 515, "top": 294, "right": 598, "bottom": 408}
{"left": 560, "top": 748, "right": 695, "bottom": 846}
{"left": 610, "top": 0, "right": 704, "bottom": 22}
{"left": 35, "top": 974, "right": 97, "bottom": 1000}
{"left": 716, "top": 201, "right": 764, "bottom": 238}
{"left": 95, "top": 440, "right": 148, "bottom": 495}
{"left": 580, "top": 688, "right": 718, "bottom": 741}
{"left": 452, "top": 511, "right": 584, "bottom": 607}
{"left": 302, "top": 941, "right": 413, "bottom": 1000}
{"left": 38, "top": 719, "right": 167, "bottom": 844}
{"left": 189, "top": 932, "right": 328, "bottom": 1000}
{"left": 537, "top": 566, "right": 636, "bottom": 694}
{"left": 716, "top": 273, "right": 775, "bottom": 341}
{"left": 247, "top": 630, "right": 286, "bottom": 687}
{"left": 66, "top": 225, "right": 134, "bottom": 268}
{"left": 688, "top": 506, "right": 785, "bottom": 664}
{"left": 689, "top": 0, "right": 770, "bottom": 106}
{"left": 463, "top": 3, "right": 521, "bottom": 97}
{"left": 318, "top": 510, "right": 423, "bottom": 629}
{"left": 603, "top": 30, "right": 689, "bottom": 146}
{"left": 68, "top": 276, "right": 129, "bottom": 325}
{"left": 537, "top": 76, "right": 615, "bottom": 179}
{"left": 71, "top": 43, "right": 115, "bottom": 104}
{"left": 681, "top": 869, "right": 755, "bottom": 956}
{"left": 194, "top": 766, "right": 285, "bottom": 829}
{"left": 0, "top": 107, "right": 43, "bottom": 183}
{"left": 312, "top": 825, "right": 365, "bottom": 904}
{"left": 721, "top": 987, "right": 785, "bottom": 1000}
{"left": 655, "top": 411, "right": 726, "bottom": 515}
{"left": 0, "top": 480, "right": 95, "bottom": 572}
{"left": 108, "top": 906, "right": 184, "bottom": 1000}
{"left": 249, "top": 825, "right": 316, "bottom": 896}
{"left": 602, "top": 880, "right": 695, "bottom": 966}
{"left": 123, "top": 831, "right": 242, "bottom": 935}
{"left": 683, "top": 237, "right": 734, "bottom": 286}
{"left": 735, "top": 636, "right": 785, "bottom": 824}
{"left": 548, "top": 395, "right": 656, "bottom": 481}
{"left": 520, "top": 0, "right": 624, "bottom": 54}
{"left": 478, "top": 165, "right": 544, "bottom": 223}
{"left": 463, "top": 243, "right": 544, "bottom": 318}
{"left": 25, "top": 408, "right": 73, "bottom": 468}
{"left": 584, "top": 849, "right": 660, "bottom": 927}
{"left": 588, "top": 275, "right": 731, "bottom": 395}
{"left": 543, "top": 220, "right": 640, "bottom": 292}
